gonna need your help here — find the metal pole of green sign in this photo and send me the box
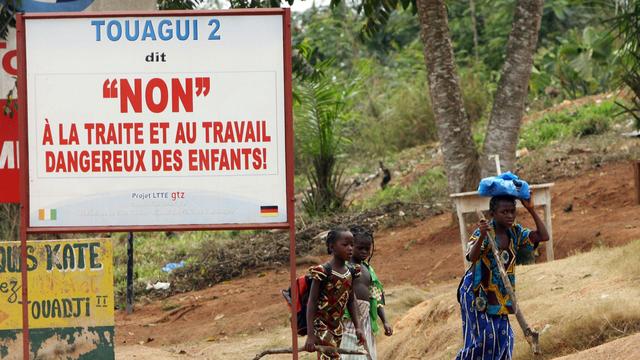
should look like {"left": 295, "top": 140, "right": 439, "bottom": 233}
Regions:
{"left": 126, "top": 232, "right": 134, "bottom": 314}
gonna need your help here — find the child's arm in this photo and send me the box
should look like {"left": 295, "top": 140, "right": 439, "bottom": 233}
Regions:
{"left": 347, "top": 290, "right": 366, "bottom": 345}
{"left": 304, "top": 279, "right": 320, "bottom": 352}
{"left": 521, "top": 197, "right": 549, "bottom": 244}
{"left": 467, "top": 219, "right": 490, "bottom": 262}
{"left": 377, "top": 306, "right": 393, "bottom": 336}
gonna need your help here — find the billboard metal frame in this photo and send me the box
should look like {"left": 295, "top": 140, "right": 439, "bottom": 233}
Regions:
{"left": 17, "top": 9, "right": 299, "bottom": 359}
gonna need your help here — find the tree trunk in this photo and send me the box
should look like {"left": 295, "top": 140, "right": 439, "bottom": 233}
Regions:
{"left": 416, "top": 0, "right": 480, "bottom": 193}
{"left": 481, "top": 0, "right": 544, "bottom": 177}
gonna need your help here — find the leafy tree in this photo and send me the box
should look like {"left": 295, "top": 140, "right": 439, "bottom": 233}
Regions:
{"left": 531, "top": 26, "right": 618, "bottom": 99}
{"left": 290, "top": 0, "right": 545, "bottom": 189}
{"left": 158, "top": 0, "right": 203, "bottom": 9}
{"left": 292, "top": 3, "right": 366, "bottom": 70}
{"left": 611, "top": 0, "right": 640, "bottom": 131}
{"left": 448, "top": 0, "right": 514, "bottom": 71}
{"left": 0, "top": 1, "right": 19, "bottom": 40}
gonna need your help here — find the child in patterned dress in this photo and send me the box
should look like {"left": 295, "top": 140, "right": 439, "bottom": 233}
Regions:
{"left": 340, "top": 226, "right": 393, "bottom": 359}
{"left": 304, "top": 228, "right": 366, "bottom": 359}
{"left": 456, "top": 195, "right": 549, "bottom": 360}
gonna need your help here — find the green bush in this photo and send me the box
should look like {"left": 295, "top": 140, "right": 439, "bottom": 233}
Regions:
{"left": 518, "top": 99, "right": 621, "bottom": 150}
{"left": 519, "top": 113, "right": 572, "bottom": 150}
{"left": 572, "top": 115, "right": 610, "bottom": 137}
{"left": 572, "top": 99, "right": 617, "bottom": 137}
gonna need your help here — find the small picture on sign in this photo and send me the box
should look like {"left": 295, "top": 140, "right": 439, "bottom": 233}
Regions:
{"left": 38, "top": 208, "right": 57, "bottom": 221}
{"left": 260, "top": 205, "right": 278, "bottom": 217}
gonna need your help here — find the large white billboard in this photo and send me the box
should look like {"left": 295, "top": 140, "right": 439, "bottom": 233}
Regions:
{"left": 22, "top": 11, "right": 290, "bottom": 228}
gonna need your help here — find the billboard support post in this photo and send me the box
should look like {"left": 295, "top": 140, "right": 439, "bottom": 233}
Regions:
{"left": 281, "top": 8, "right": 298, "bottom": 359}
{"left": 16, "top": 13, "right": 30, "bottom": 360}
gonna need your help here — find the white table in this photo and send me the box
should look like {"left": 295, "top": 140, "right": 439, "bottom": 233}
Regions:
{"left": 450, "top": 183, "right": 555, "bottom": 268}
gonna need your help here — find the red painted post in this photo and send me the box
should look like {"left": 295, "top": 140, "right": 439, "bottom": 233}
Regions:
{"left": 282, "top": 8, "right": 299, "bottom": 359}
{"left": 16, "top": 13, "right": 31, "bottom": 360}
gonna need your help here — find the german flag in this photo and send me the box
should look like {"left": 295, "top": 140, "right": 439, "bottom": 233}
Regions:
{"left": 260, "top": 205, "right": 278, "bottom": 217}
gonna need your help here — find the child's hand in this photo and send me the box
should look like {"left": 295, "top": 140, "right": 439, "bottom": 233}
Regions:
{"left": 520, "top": 195, "right": 534, "bottom": 210}
{"left": 383, "top": 322, "right": 393, "bottom": 336}
{"left": 478, "top": 219, "right": 490, "bottom": 236}
{"left": 303, "top": 335, "right": 316, "bottom": 352}
{"left": 355, "top": 328, "right": 366, "bottom": 345}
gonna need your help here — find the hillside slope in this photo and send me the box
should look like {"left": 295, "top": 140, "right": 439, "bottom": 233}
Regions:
{"left": 377, "top": 240, "right": 640, "bottom": 359}
{"left": 553, "top": 333, "right": 640, "bottom": 360}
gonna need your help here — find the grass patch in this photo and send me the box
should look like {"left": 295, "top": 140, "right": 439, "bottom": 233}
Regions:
{"left": 519, "top": 99, "right": 624, "bottom": 150}
{"left": 355, "top": 167, "right": 448, "bottom": 211}
{"left": 112, "top": 231, "right": 239, "bottom": 308}
{"left": 516, "top": 132, "right": 640, "bottom": 183}
{"left": 161, "top": 301, "right": 181, "bottom": 312}
{"left": 0, "top": 204, "right": 19, "bottom": 241}
{"left": 382, "top": 286, "right": 430, "bottom": 325}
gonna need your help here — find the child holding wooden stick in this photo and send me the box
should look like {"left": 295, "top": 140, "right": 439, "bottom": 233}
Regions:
{"left": 456, "top": 195, "right": 549, "bottom": 360}
{"left": 304, "top": 228, "right": 366, "bottom": 359}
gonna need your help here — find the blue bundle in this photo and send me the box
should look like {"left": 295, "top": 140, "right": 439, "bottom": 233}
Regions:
{"left": 477, "top": 172, "right": 530, "bottom": 200}
{"left": 162, "top": 260, "right": 185, "bottom": 273}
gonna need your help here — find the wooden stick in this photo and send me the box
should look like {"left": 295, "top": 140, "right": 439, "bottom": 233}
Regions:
{"left": 126, "top": 231, "right": 134, "bottom": 314}
{"left": 476, "top": 210, "right": 541, "bottom": 355}
{"left": 252, "top": 345, "right": 369, "bottom": 360}
{"left": 633, "top": 160, "right": 640, "bottom": 205}
{"left": 360, "top": 336, "right": 374, "bottom": 360}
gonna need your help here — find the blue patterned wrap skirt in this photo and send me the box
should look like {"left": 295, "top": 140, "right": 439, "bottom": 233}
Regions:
{"left": 456, "top": 270, "right": 514, "bottom": 360}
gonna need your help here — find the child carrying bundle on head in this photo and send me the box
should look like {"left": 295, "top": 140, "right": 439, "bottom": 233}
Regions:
{"left": 340, "top": 226, "right": 393, "bottom": 360}
{"left": 456, "top": 173, "right": 549, "bottom": 360}
{"left": 304, "top": 228, "right": 366, "bottom": 359}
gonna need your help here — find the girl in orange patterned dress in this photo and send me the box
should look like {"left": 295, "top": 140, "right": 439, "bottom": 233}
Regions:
{"left": 304, "top": 228, "right": 365, "bottom": 359}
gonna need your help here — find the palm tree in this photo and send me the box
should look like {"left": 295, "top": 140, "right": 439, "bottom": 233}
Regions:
{"left": 295, "top": 69, "right": 358, "bottom": 215}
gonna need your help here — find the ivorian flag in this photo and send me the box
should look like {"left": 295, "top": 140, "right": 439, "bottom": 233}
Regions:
{"left": 38, "top": 208, "right": 57, "bottom": 221}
